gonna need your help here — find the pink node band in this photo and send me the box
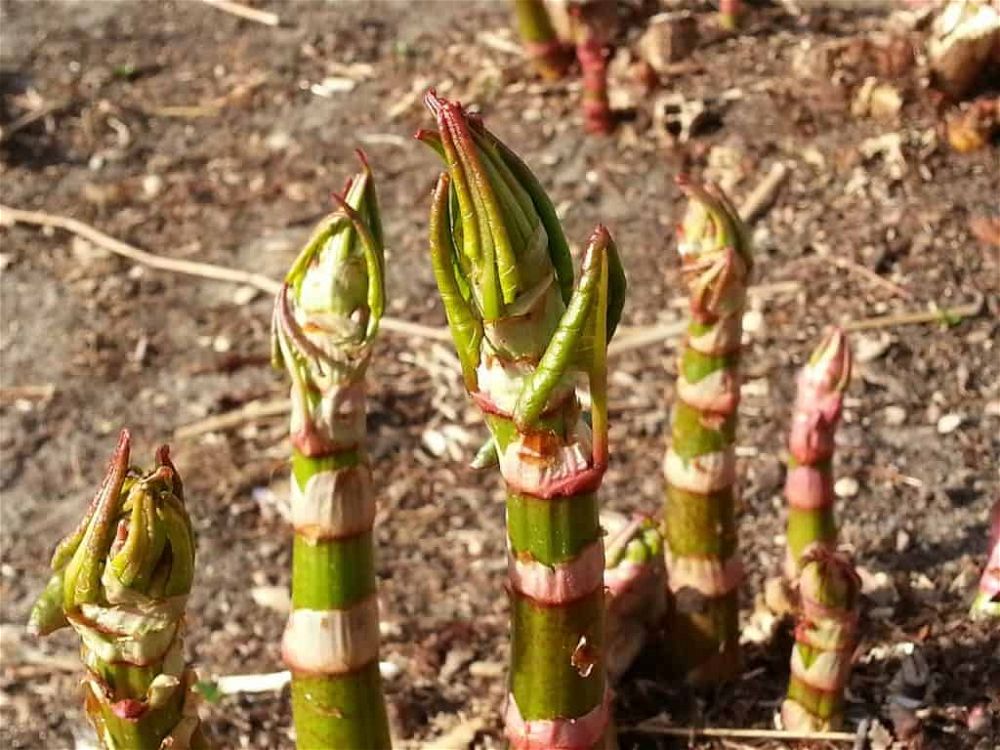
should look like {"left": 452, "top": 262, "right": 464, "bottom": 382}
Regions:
{"left": 509, "top": 542, "right": 605, "bottom": 605}
{"left": 785, "top": 465, "right": 834, "bottom": 510}
{"left": 505, "top": 689, "right": 612, "bottom": 749}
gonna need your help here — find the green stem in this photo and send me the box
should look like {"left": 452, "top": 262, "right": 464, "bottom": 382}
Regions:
{"left": 783, "top": 328, "right": 851, "bottom": 583}
{"left": 29, "top": 431, "right": 205, "bottom": 749}
{"left": 287, "top": 451, "right": 389, "bottom": 750}
{"left": 662, "top": 179, "right": 751, "bottom": 685}
{"left": 781, "top": 551, "right": 860, "bottom": 731}
{"left": 512, "top": 0, "right": 571, "bottom": 80}
{"left": 273, "top": 156, "right": 391, "bottom": 750}
{"left": 421, "top": 94, "right": 626, "bottom": 746}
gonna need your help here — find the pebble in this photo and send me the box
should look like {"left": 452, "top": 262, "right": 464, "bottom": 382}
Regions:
{"left": 936, "top": 413, "right": 963, "bottom": 434}
{"left": 379, "top": 658, "right": 403, "bottom": 681}
{"left": 250, "top": 586, "right": 290, "bottom": 613}
{"left": 895, "top": 528, "right": 911, "bottom": 553}
{"left": 855, "top": 332, "right": 893, "bottom": 363}
{"left": 265, "top": 131, "right": 292, "bottom": 152}
{"left": 883, "top": 405, "right": 907, "bottom": 426}
{"left": 834, "top": 476, "right": 860, "bottom": 498}
{"left": 468, "top": 660, "right": 505, "bottom": 678}
{"left": 742, "top": 309, "right": 764, "bottom": 334}
{"left": 142, "top": 174, "right": 163, "bottom": 198}
{"left": 421, "top": 428, "right": 448, "bottom": 458}
{"left": 212, "top": 335, "right": 232, "bottom": 353}
{"left": 232, "top": 284, "right": 260, "bottom": 305}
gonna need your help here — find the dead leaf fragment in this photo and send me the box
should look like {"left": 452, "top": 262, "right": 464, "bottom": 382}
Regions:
{"left": 852, "top": 77, "right": 903, "bottom": 121}
{"left": 946, "top": 96, "right": 999, "bottom": 152}
{"left": 928, "top": 0, "right": 1000, "bottom": 99}
{"left": 638, "top": 12, "right": 699, "bottom": 71}
{"left": 969, "top": 214, "right": 1000, "bottom": 247}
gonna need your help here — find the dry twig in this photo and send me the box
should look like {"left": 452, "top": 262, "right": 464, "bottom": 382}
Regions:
{"left": 738, "top": 161, "right": 789, "bottom": 224}
{"left": 0, "top": 204, "right": 452, "bottom": 343}
{"left": 628, "top": 719, "right": 857, "bottom": 743}
{"left": 199, "top": 0, "right": 280, "bottom": 26}
{"left": 829, "top": 256, "right": 913, "bottom": 300}
{"left": 142, "top": 73, "right": 267, "bottom": 119}
{"left": 0, "top": 100, "right": 71, "bottom": 144}
{"left": 0, "top": 384, "right": 56, "bottom": 404}
{"left": 845, "top": 294, "right": 984, "bottom": 332}
{"left": 173, "top": 398, "right": 290, "bottom": 440}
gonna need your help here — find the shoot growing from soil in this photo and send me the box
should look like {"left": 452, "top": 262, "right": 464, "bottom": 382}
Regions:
{"left": 419, "top": 91, "right": 626, "bottom": 748}
{"left": 271, "top": 154, "right": 391, "bottom": 750}
{"left": 29, "top": 430, "right": 206, "bottom": 750}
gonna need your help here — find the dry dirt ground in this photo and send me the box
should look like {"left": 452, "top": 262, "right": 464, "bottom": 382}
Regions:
{"left": 1, "top": 1, "right": 998, "bottom": 748}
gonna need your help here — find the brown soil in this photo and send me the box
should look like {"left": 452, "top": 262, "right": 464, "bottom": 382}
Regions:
{"left": 1, "top": 1, "right": 997, "bottom": 749}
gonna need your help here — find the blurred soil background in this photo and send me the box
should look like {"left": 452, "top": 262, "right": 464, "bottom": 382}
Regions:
{"left": 0, "top": 0, "right": 998, "bottom": 748}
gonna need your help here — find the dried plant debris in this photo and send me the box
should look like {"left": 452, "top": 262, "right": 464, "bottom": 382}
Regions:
{"left": 928, "top": 0, "right": 1000, "bottom": 99}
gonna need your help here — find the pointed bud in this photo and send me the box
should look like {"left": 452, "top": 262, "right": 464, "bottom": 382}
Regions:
{"left": 420, "top": 92, "right": 569, "bottom": 328}
{"left": 789, "top": 328, "right": 852, "bottom": 465}
{"left": 675, "top": 176, "right": 751, "bottom": 319}
{"left": 280, "top": 152, "right": 384, "bottom": 350}
{"left": 971, "top": 499, "right": 1000, "bottom": 619}
{"left": 50, "top": 432, "right": 195, "bottom": 615}
{"left": 802, "top": 326, "right": 852, "bottom": 399}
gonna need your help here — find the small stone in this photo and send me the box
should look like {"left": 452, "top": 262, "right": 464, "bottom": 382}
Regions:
{"left": 741, "top": 309, "right": 764, "bottom": 334}
{"left": 232, "top": 285, "right": 260, "bottom": 305}
{"left": 250, "top": 585, "right": 290, "bottom": 613}
{"left": 212, "top": 335, "right": 232, "bottom": 353}
{"left": 439, "top": 647, "right": 474, "bottom": 682}
{"left": 468, "top": 660, "right": 505, "bottom": 678}
{"left": 855, "top": 332, "right": 893, "bottom": 363}
{"left": 883, "top": 405, "right": 907, "bottom": 426}
{"left": 936, "top": 413, "right": 963, "bottom": 434}
{"left": 421, "top": 428, "right": 448, "bottom": 458}
{"left": 895, "top": 528, "right": 911, "bottom": 553}
{"left": 379, "top": 658, "right": 403, "bottom": 681}
{"left": 834, "top": 476, "right": 860, "bottom": 498}
{"left": 638, "top": 12, "right": 699, "bottom": 71}
{"left": 265, "top": 131, "right": 292, "bottom": 152}
{"left": 142, "top": 174, "right": 163, "bottom": 198}
{"left": 925, "top": 403, "right": 942, "bottom": 424}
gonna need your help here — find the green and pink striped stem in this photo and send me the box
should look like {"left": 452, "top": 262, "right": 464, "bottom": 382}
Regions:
{"left": 573, "top": 6, "right": 613, "bottom": 135}
{"left": 719, "top": 0, "right": 742, "bottom": 31}
{"left": 784, "top": 328, "right": 852, "bottom": 587}
{"left": 29, "top": 430, "right": 205, "bottom": 750}
{"left": 513, "top": 0, "right": 573, "bottom": 80}
{"left": 782, "top": 550, "right": 860, "bottom": 732}
{"left": 603, "top": 513, "right": 666, "bottom": 683}
{"left": 970, "top": 499, "right": 999, "bottom": 619}
{"left": 420, "top": 92, "right": 626, "bottom": 749}
{"left": 662, "top": 177, "right": 751, "bottom": 685}
{"left": 271, "top": 154, "right": 391, "bottom": 750}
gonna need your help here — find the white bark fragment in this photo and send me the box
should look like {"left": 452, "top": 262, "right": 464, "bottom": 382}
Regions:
{"left": 291, "top": 463, "right": 375, "bottom": 539}
{"left": 498, "top": 422, "right": 593, "bottom": 497}
{"left": 663, "top": 447, "right": 735, "bottom": 494}
{"left": 282, "top": 596, "right": 380, "bottom": 674}
{"left": 508, "top": 541, "right": 604, "bottom": 604}
{"left": 291, "top": 381, "right": 366, "bottom": 449}
{"left": 676, "top": 367, "right": 740, "bottom": 413}
{"left": 686, "top": 313, "right": 742, "bottom": 355}
{"left": 475, "top": 354, "right": 574, "bottom": 416}
{"left": 665, "top": 551, "right": 742, "bottom": 596}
